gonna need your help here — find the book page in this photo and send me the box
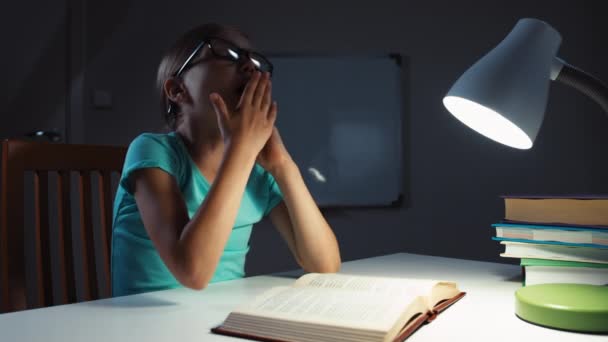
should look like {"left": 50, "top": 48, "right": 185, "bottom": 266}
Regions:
{"left": 232, "top": 285, "right": 427, "bottom": 332}
{"left": 293, "top": 273, "right": 433, "bottom": 296}
{"left": 293, "top": 273, "right": 460, "bottom": 309}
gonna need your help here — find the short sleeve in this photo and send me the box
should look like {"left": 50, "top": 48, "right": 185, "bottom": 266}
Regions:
{"left": 120, "top": 134, "right": 181, "bottom": 194}
{"left": 264, "top": 171, "right": 284, "bottom": 216}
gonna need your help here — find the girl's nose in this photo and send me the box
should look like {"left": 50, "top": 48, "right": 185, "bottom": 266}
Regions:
{"left": 238, "top": 54, "right": 258, "bottom": 75}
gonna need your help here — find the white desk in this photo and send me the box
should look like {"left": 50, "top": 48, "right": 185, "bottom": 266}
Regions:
{"left": 0, "top": 253, "right": 603, "bottom": 342}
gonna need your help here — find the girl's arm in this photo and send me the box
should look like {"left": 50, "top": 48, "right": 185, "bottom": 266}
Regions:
{"left": 258, "top": 129, "right": 341, "bottom": 273}
{"left": 269, "top": 162, "right": 341, "bottom": 273}
{"left": 133, "top": 71, "right": 275, "bottom": 290}
{"left": 132, "top": 142, "right": 256, "bottom": 290}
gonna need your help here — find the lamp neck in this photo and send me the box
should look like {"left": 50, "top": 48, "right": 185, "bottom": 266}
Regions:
{"left": 552, "top": 58, "right": 608, "bottom": 115}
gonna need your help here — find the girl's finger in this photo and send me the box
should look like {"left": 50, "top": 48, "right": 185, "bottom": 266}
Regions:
{"left": 209, "top": 93, "right": 230, "bottom": 128}
{"left": 267, "top": 101, "right": 278, "bottom": 125}
{"left": 260, "top": 79, "right": 272, "bottom": 112}
{"left": 252, "top": 72, "right": 269, "bottom": 109}
{"left": 240, "top": 71, "right": 261, "bottom": 106}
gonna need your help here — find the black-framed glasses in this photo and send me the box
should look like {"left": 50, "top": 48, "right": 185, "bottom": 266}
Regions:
{"left": 174, "top": 37, "right": 274, "bottom": 78}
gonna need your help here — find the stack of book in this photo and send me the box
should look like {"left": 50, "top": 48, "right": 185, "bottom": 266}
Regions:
{"left": 492, "top": 195, "right": 608, "bottom": 286}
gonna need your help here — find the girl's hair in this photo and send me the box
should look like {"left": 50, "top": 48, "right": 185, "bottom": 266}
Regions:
{"left": 156, "top": 23, "right": 249, "bottom": 130}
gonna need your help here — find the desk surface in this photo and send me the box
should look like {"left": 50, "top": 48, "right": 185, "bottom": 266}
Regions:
{"left": 0, "top": 253, "right": 603, "bottom": 342}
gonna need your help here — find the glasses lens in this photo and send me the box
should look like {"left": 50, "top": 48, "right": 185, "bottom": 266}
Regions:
{"left": 209, "top": 38, "right": 273, "bottom": 74}
{"left": 250, "top": 53, "right": 273, "bottom": 73}
{"left": 210, "top": 39, "right": 240, "bottom": 61}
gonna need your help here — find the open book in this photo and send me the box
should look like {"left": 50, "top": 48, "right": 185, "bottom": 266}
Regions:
{"left": 211, "top": 273, "right": 465, "bottom": 342}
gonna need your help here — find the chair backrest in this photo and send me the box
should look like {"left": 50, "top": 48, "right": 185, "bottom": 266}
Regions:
{"left": 1, "top": 139, "right": 126, "bottom": 313}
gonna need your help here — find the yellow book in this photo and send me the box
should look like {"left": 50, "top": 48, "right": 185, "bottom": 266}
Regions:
{"left": 212, "top": 273, "right": 465, "bottom": 342}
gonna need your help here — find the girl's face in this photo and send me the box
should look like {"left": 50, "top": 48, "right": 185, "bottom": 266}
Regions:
{"left": 180, "top": 30, "right": 258, "bottom": 121}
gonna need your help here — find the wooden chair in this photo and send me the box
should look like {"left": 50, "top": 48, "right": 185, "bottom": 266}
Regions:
{"left": 1, "top": 139, "right": 127, "bottom": 313}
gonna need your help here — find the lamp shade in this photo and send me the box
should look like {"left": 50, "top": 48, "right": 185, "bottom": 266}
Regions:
{"left": 443, "top": 18, "right": 562, "bottom": 149}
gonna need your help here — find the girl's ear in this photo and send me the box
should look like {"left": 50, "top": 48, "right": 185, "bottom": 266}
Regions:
{"left": 164, "top": 77, "right": 188, "bottom": 105}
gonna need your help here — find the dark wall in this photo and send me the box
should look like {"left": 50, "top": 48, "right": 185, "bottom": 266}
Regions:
{"left": 0, "top": 2, "right": 68, "bottom": 139}
{"left": 3, "top": 1, "right": 608, "bottom": 280}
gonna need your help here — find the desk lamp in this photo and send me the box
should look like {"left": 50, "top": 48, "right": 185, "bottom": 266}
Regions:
{"left": 443, "top": 18, "right": 608, "bottom": 332}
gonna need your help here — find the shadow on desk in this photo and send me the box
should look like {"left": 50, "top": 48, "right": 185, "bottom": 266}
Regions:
{"left": 81, "top": 293, "right": 178, "bottom": 309}
{"left": 269, "top": 269, "right": 306, "bottom": 279}
{"left": 492, "top": 267, "right": 523, "bottom": 283}
{"left": 268, "top": 258, "right": 524, "bottom": 285}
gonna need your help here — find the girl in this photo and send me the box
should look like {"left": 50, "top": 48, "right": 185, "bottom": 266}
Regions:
{"left": 111, "top": 23, "right": 341, "bottom": 296}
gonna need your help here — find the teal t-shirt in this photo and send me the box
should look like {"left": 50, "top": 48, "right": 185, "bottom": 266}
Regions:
{"left": 111, "top": 132, "right": 283, "bottom": 297}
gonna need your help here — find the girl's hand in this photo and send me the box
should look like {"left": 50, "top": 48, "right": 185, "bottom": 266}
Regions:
{"left": 257, "top": 127, "right": 293, "bottom": 176}
{"left": 209, "top": 71, "right": 277, "bottom": 157}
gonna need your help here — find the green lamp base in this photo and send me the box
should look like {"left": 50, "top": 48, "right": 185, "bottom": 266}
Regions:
{"left": 515, "top": 283, "right": 608, "bottom": 333}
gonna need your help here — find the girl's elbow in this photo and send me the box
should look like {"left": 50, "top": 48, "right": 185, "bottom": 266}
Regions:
{"left": 323, "top": 262, "right": 341, "bottom": 273}
{"left": 314, "top": 254, "right": 341, "bottom": 273}
{"left": 185, "top": 277, "right": 209, "bottom": 291}
{"left": 179, "top": 270, "right": 211, "bottom": 290}
{"left": 303, "top": 260, "right": 341, "bottom": 274}
{"left": 177, "top": 256, "right": 213, "bottom": 290}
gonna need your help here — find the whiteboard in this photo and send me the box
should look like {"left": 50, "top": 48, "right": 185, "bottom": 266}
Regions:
{"left": 269, "top": 55, "right": 403, "bottom": 207}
